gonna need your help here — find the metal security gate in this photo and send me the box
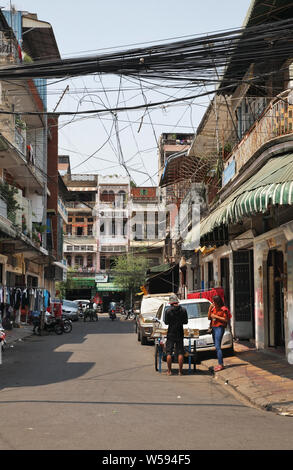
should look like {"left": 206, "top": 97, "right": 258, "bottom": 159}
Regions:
{"left": 233, "top": 250, "right": 255, "bottom": 340}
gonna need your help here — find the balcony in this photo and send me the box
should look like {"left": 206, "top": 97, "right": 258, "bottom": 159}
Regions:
{"left": 58, "top": 197, "right": 68, "bottom": 224}
{"left": 67, "top": 266, "right": 96, "bottom": 276}
{"left": 99, "top": 235, "right": 128, "bottom": 245}
{"left": 0, "top": 132, "right": 43, "bottom": 193}
{"left": 65, "top": 244, "right": 96, "bottom": 253}
{"left": 223, "top": 90, "right": 293, "bottom": 186}
{"left": 67, "top": 201, "right": 95, "bottom": 212}
{"left": 64, "top": 234, "right": 96, "bottom": 242}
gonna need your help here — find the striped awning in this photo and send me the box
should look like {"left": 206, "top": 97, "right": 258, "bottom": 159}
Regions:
{"left": 200, "top": 153, "right": 293, "bottom": 238}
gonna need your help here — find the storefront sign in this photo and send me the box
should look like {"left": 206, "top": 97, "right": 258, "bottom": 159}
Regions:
{"left": 95, "top": 273, "right": 108, "bottom": 283}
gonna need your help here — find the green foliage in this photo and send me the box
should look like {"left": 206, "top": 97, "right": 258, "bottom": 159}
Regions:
{"left": 0, "top": 181, "right": 20, "bottom": 224}
{"left": 112, "top": 254, "right": 148, "bottom": 299}
{"left": 55, "top": 271, "right": 75, "bottom": 300}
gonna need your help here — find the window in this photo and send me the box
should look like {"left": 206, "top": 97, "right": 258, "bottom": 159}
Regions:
{"left": 88, "top": 218, "right": 93, "bottom": 223}
{"left": 66, "top": 225, "right": 72, "bottom": 235}
{"left": 77, "top": 226, "right": 83, "bottom": 236}
{"left": 157, "top": 305, "right": 163, "bottom": 320}
{"left": 66, "top": 245, "right": 73, "bottom": 252}
{"left": 181, "top": 302, "right": 210, "bottom": 319}
{"left": 76, "top": 218, "right": 84, "bottom": 222}
{"left": 87, "top": 246, "right": 94, "bottom": 251}
{"left": 100, "top": 256, "right": 106, "bottom": 270}
{"left": 88, "top": 225, "right": 93, "bottom": 236}
{"left": 140, "top": 189, "right": 148, "bottom": 196}
{"left": 110, "top": 257, "right": 116, "bottom": 269}
{"left": 75, "top": 256, "right": 83, "bottom": 267}
{"left": 74, "top": 246, "right": 80, "bottom": 251}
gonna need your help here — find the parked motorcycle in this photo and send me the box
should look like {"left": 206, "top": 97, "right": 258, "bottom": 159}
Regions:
{"left": 62, "top": 315, "right": 73, "bottom": 333}
{"left": 0, "top": 327, "right": 7, "bottom": 352}
{"left": 33, "top": 313, "right": 64, "bottom": 335}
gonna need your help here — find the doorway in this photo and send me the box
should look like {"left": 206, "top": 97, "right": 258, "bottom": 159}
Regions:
{"left": 267, "top": 250, "right": 285, "bottom": 348}
{"left": 233, "top": 250, "right": 255, "bottom": 339}
{"left": 220, "top": 257, "right": 230, "bottom": 309}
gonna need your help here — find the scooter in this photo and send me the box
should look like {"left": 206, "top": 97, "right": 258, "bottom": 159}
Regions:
{"left": 126, "top": 308, "right": 135, "bottom": 320}
{"left": 62, "top": 315, "right": 73, "bottom": 333}
{"left": 33, "top": 313, "right": 64, "bottom": 335}
{"left": 0, "top": 327, "right": 7, "bottom": 351}
{"left": 109, "top": 309, "right": 116, "bottom": 321}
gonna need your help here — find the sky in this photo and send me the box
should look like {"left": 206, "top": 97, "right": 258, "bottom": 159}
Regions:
{"left": 3, "top": 0, "right": 252, "bottom": 185}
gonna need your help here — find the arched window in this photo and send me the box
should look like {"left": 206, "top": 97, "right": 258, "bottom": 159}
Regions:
{"left": 100, "top": 190, "right": 108, "bottom": 202}
{"left": 117, "top": 190, "right": 126, "bottom": 208}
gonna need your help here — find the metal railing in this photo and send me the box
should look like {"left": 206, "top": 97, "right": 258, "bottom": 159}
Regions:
{"left": 224, "top": 90, "right": 293, "bottom": 181}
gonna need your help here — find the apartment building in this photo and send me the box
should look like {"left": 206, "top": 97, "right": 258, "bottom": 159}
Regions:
{"left": 158, "top": 0, "right": 293, "bottom": 364}
{"left": 61, "top": 166, "right": 165, "bottom": 305}
{"left": 0, "top": 9, "right": 61, "bottom": 324}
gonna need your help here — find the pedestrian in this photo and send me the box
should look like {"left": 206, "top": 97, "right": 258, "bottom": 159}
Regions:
{"left": 208, "top": 295, "right": 231, "bottom": 372}
{"left": 165, "top": 294, "right": 188, "bottom": 376}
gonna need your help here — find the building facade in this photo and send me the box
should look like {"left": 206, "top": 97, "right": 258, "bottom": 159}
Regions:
{"left": 0, "top": 9, "right": 62, "bottom": 326}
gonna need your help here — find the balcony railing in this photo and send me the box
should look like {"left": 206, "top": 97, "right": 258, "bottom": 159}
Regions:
{"left": 14, "top": 127, "right": 26, "bottom": 155}
{"left": 58, "top": 197, "right": 68, "bottom": 223}
{"left": 223, "top": 90, "right": 293, "bottom": 185}
{"left": 67, "top": 201, "right": 95, "bottom": 210}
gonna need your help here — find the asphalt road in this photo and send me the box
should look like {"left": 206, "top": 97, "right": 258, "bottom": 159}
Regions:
{"left": 0, "top": 315, "right": 292, "bottom": 450}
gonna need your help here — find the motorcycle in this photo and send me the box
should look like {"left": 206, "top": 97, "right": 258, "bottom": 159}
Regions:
{"left": 109, "top": 309, "right": 116, "bottom": 321}
{"left": 62, "top": 315, "right": 72, "bottom": 333}
{"left": 83, "top": 307, "right": 98, "bottom": 322}
{"left": 126, "top": 308, "right": 135, "bottom": 320}
{"left": 0, "top": 327, "right": 7, "bottom": 352}
{"left": 33, "top": 313, "right": 64, "bottom": 335}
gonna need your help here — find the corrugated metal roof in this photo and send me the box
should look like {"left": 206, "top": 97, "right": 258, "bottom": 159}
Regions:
{"left": 200, "top": 153, "right": 293, "bottom": 238}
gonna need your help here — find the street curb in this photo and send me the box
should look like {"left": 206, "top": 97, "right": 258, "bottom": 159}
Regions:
{"left": 200, "top": 359, "right": 293, "bottom": 417}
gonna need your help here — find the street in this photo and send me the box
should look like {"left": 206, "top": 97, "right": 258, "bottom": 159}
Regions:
{"left": 0, "top": 315, "right": 292, "bottom": 450}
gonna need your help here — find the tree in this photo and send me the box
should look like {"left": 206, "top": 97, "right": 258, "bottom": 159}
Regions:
{"left": 112, "top": 254, "right": 148, "bottom": 306}
{"left": 55, "top": 268, "right": 75, "bottom": 299}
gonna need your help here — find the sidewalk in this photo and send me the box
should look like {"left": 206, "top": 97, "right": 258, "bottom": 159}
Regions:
{"left": 2, "top": 324, "right": 293, "bottom": 417}
{"left": 200, "top": 341, "right": 293, "bottom": 417}
{"left": 3, "top": 323, "right": 34, "bottom": 346}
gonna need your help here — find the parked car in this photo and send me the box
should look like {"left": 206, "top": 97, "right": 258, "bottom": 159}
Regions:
{"left": 62, "top": 300, "right": 79, "bottom": 321}
{"left": 154, "top": 298, "right": 234, "bottom": 355}
{"left": 75, "top": 299, "right": 90, "bottom": 308}
{"left": 137, "top": 293, "right": 174, "bottom": 345}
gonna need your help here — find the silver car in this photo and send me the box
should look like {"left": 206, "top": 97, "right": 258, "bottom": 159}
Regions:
{"left": 62, "top": 300, "right": 79, "bottom": 321}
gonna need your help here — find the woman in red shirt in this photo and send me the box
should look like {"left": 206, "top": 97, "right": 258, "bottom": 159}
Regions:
{"left": 208, "top": 295, "right": 231, "bottom": 371}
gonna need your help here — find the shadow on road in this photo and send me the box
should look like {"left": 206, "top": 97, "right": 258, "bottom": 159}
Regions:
{"left": 0, "top": 317, "right": 136, "bottom": 391}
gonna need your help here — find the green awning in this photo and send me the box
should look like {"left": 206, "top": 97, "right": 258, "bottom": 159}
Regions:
{"left": 70, "top": 278, "right": 96, "bottom": 288}
{"left": 200, "top": 153, "right": 293, "bottom": 238}
{"left": 96, "top": 282, "right": 126, "bottom": 292}
{"left": 148, "top": 263, "right": 172, "bottom": 274}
